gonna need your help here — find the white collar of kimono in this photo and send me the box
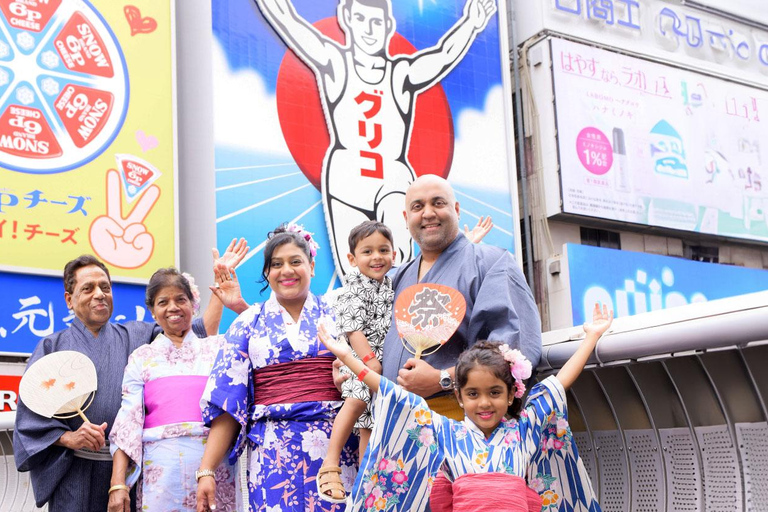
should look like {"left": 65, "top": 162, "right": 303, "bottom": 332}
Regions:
{"left": 464, "top": 414, "right": 507, "bottom": 443}
{"left": 264, "top": 291, "right": 317, "bottom": 316}
{"left": 155, "top": 328, "right": 199, "bottom": 347}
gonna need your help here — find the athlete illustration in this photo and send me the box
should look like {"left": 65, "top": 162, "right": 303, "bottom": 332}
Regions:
{"left": 255, "top": 0, "right": 497, "bottom": 275}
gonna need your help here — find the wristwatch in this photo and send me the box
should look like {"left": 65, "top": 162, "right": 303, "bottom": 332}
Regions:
{"left": 439, "top": 369, "right": 453, "bottom": 391}
{"left": 195, "top": 468, "right": 216, "bottom": 481}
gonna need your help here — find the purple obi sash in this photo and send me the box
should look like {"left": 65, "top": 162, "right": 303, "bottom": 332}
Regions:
{"left": 253, "top": 357, "right": 342, "bottom": 406}
{"left": 144, "top": 375, "right": 208, "bottom": 429}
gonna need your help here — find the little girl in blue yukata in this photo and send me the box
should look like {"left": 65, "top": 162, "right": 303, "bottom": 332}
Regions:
{"left": 317, "top": 218, "right": 495, "bottom": 504}
{"left": 317, "top": 302, "right": 612, "bottom": 512}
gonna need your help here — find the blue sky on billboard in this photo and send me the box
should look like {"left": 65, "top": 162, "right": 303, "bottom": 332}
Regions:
{"left": 211, "top": 0, "right": 517, "bottom": 327}
{"left": 213, "top": 0, "right": 501, "bottom": 114}
{"left": 567, "top": 243, "right": 768, "bottom": 326}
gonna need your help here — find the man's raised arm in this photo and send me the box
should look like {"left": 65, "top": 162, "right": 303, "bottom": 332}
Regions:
{"left": 255, "top": 0, "right": 343, "bottom": 73}
{"left": 403, "top": 0, "right": 496, "bottom": 89}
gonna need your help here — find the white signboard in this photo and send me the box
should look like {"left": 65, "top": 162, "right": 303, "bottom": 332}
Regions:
{"left": 553, "top": 38, "right": 768, "bottom": 241}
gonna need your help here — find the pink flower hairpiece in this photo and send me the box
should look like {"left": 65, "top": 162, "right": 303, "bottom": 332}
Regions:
{"left": 181, "top": 272, "right": 201, "bottom": 315}
{"left": 286, "top": 223, "right": 319, "bottom": 258}
{"left": 498, "top": 344, "right": 532, "bottom": 399}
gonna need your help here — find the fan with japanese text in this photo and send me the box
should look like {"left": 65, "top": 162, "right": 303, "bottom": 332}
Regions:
{"left": 394, "top": 283, "right": 466, "bottom": 358}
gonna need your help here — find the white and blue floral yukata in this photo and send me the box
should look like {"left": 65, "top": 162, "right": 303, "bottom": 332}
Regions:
{"left": 202, "top": 293, "right": 358, "bottom": 512}
{"left": 348, "top": 376, "right": 600, "bottom": 512}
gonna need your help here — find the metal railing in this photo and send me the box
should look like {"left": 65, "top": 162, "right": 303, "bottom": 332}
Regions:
{"left": 0, "top": 415, "right": 45, "bottom": 512}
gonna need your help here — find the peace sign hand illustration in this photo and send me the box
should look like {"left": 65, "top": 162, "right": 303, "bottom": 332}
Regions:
{"left": 89, "top": 169, "right": 160, "bottom": 269}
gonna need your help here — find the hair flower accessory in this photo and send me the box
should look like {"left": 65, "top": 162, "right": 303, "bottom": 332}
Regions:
{"left": 498, "top": 344, "right": 532, "bottom": 398}
{"left": 286, "top": 222, "right": 320, "bottom": 258}
{"left": 182, "top": 272, "right": 201, "bottom": 315}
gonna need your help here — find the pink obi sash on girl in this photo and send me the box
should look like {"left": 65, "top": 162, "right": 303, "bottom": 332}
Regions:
{"left": 144, "top": 375, "right": 208, "bottom": 429}
{"left": 252, "top": 357, "right": 342, "bottom": 406}
{"left": 430, "top": 472, "right": 542, "bottom": 512}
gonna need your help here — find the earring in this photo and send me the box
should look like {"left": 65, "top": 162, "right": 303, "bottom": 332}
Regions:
{"left": 459, "top": 403, "right": 464, "bottom": 408}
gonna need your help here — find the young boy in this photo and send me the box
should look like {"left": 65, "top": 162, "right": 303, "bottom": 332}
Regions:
{"left": 317, "top": 220, "right": 395, "bottom": 503}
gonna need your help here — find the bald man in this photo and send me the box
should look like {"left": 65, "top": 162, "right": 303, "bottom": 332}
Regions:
{"left": 381, "top": 175, "right": 542, "bottom": 418}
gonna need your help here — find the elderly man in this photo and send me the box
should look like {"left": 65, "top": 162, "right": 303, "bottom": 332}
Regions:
{"left": 381, "top": 175, "right": 542, "bottom": 418}
{"left": 13, "top": 247, "right": 244, "bottom": 511}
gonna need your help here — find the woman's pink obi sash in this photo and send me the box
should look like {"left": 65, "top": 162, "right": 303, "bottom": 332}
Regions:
{"left": 252, "top": 357, "right": 342, "bottom": 406}
{"left": 144, "top": 375, "right": 208, "bottom": 429}
{"left": 430, "top": 472, "right": 542, "bottom": 512}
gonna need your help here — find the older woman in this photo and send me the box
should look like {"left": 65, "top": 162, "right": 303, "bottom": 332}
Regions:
{"left": 108, "top": 266, "right": 248, "bottom": 512}
{"left": 196, "top": 224, "right": 358, "bottom": 512}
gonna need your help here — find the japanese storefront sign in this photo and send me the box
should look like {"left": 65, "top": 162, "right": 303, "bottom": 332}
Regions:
{"left": 553, "top": 38, "right": 768, "bottom": 242}
{"left": 0, "top": 0, "right": 176, "bottom": 280}
{"left": 566, "top": 243, "right": 768, "bottom": 326}
{"left": 212, "top": 0, "right": 521, "bottom": 321}
{"left": 0, "top": 270, "right": 147, "bottom": 355}
{"left": 540, "top": 0, "right": 768, "bottom": 84}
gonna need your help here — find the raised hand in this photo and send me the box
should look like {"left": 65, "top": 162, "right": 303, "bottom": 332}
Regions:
{"left": 583, "top": 302, "right": 613, "bottom": 338}
{"left": 318, "top": 323, "right": 350, "bottom": 359}
{"left": 465, "top": 0, "right": 496, "bottom": 31}
{"left": 210, "top": 263, "right": 246, "bottom": 312}
{"left": 464, "top": 216, "right": 493, "bottom": 244}
{"left": 89, "top": 169, "right": 159, "bottom": 269}
{"left": 213, "top": 238, "right": 249, "bottom": 271}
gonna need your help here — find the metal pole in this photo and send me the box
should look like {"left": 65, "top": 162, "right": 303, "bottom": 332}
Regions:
{"left": 508, "top": 0, "right": 535, "bottom": 288}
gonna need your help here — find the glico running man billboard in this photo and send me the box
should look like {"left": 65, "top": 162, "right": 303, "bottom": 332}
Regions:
{"left": 212, "top": 0, "right": 520, "bottom": 306}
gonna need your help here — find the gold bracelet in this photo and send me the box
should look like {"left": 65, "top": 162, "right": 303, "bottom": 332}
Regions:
{"left": 108, "top": 484, "right": 130, "bottom": 494}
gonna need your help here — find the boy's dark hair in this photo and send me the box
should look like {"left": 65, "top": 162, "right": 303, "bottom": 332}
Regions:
{"left": 455, "top": 340, "right": 524, "bottom": 418}
{"left": 63, "top": 255, "right": 111, "bottom": 294}
{"left": 146, "top": 268, "right": 193, "bottom": 308}
{"left": 348, "top": 220, "right": 394, "bottom": 254}
{"left": 260, "top": 224, "right": 314, "bottom": 292}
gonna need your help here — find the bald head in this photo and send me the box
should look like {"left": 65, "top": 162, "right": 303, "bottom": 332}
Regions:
{"left": 406, "top": 175, "right": 456, "bottom": 204}
{"left": 403, "top": 175, "right": 460, "bottom": 257}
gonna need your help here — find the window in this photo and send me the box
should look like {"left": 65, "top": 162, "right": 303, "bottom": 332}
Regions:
{"left": 580, "top": 227, "right": 620, "bottom": 249}
{"left": 684, "top": 244, "right": 719, "bottom": 263}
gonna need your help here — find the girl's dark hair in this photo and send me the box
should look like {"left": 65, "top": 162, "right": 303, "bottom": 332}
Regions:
{"left": 348, "top": 220, "right": 394, "bottom": 253}
{"left": 455, "top": 340, "right": 524, "bottom": 418}
{"left": 260, "top": 224, "right": 314, "bottom": 293}
{"left": 146, "top": 268, "right": 193, "bottom": 309}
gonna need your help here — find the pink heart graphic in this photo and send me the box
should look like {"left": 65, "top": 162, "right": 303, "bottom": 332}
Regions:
{"left": 135, "top": 130, "right": 158, "bottom": 152}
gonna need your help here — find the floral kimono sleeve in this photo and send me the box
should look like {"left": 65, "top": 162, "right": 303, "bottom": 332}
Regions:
{"left": 523, "top": 376, "right": 601, "bottom": 512}
{"left": 350, "top": 376, "right": 448, "bottom": 512}
{"left": 200, "top": 306, "right": 258, "bottom": 464}
{"left": 109, "top": 346, "right": 151, "bottom": 487}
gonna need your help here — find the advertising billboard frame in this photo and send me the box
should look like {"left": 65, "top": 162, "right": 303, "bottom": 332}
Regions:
{"left": 539, "top": 35, "right": 768, "bottom": 247}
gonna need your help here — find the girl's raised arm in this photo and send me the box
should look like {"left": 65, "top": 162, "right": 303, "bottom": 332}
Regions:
{"left": 318, "top": 323, "right": 382, "bottom": 393}
{"left": 556, "top": 303, "right": 613, "bottom": 391}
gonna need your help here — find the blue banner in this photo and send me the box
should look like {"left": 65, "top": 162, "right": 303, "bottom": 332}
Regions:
{"left": 567, "top": 243, "right": 768, "bottom": 325}
{"left": 0, "top": 271, "right": 148, "bottom": 355}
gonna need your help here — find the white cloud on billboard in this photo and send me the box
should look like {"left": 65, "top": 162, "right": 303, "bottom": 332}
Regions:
{"left": 448, "top": 85, "right": 511, "bottom": 190}
{"left": 212, "top": 38, "right": 291, "bottom": 156}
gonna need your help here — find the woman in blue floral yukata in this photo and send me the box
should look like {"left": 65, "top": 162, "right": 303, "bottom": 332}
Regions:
{"left": 196, "top": 224, "right": 357, "bottom": 512}
{"left": 316, "top": 303, "right": 612, "bottom": 512}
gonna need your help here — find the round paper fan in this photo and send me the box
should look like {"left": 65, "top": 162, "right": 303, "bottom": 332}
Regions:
{"left": 19, "top": 351, "right": 98, "bottom": 422}
{"left": 394, "top": 283, "right": 467, "bottom": 358}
